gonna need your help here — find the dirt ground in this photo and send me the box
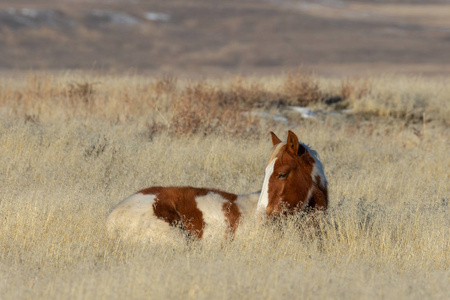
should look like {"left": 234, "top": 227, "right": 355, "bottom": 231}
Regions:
{"left": 1, "top": 0, "right": 450, "bottom": 76}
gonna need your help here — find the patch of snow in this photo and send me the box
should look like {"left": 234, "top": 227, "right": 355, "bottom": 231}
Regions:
{"left": 289, "top": 106, "right": 318, "bottom": 118}
{"left": 0, "top": 8, "right": 75, "bottom": 29}
{"left": 1, "top": 8, "right": 37, "bottom": 28}
{"left": 326, "top": 111, "right": 342, "bottom": 117}
{"left": 245, "top": 111, "right": 288, "bottom": 123}
{"left": 145, "top": 12, "right": 170, "bottom": 22}
{"left": 20, "top": 8, "right": 39, "bottom": 18}
{"left": 89, "top": 10, "right": 140, "bottom": 25}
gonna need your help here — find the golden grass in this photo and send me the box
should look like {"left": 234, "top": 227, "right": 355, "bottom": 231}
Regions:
{"left": 0, "top": 72, "right": 449, "bottom": 299}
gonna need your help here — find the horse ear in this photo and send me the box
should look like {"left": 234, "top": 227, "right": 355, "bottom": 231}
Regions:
{"left": 270, "top": 132, "right": 282, "bottom": 146}
{"left": 287, "top": 130, "right": 299, "bottom": 155}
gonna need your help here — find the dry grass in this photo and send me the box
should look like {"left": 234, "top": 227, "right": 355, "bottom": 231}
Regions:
{"left": 0, "top": 72, "right": 449, "bottom": 299}
{"left": 349, "top": 76, "right": 450, "bottom": 125}
{"left": 282, "top": 70, "right": 323, "bottom": 106}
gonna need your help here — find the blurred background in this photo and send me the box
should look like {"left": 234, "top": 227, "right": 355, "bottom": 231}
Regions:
{"left": 1, "top": 0, "right": 450, "bottom": 77}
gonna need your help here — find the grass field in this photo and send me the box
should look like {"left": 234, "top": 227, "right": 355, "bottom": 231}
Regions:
{"left": 0, "top": 72, "right": 449, "bottom": 299}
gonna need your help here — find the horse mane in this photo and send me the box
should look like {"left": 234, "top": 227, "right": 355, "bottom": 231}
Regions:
{"left": 299, "top": 141, "right": 321, "bottom": 162}
{"left": 299, "top": 141, "right": 327, "bottom": 186}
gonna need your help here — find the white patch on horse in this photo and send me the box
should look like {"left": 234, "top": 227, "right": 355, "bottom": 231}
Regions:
{"left": 303, "top": 186, "right": 314, "bottom": 210}
{"left": 195, "top": 192, "right": 229, "bottom": 239}
{"left": 256, "top": 158, "right": 276, "bottom": 221}
{"left": 300, "top": 141, "right": 327, "bottom": 187}
{"left": 236, "top": 192, "right": 260, "bottom": 216}
{"left": 106, "top": 193, "right": 184, "bottom": 247}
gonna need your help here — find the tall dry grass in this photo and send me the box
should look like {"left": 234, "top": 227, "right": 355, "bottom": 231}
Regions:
{"left": 0, "top": 72, "right": 448, "bottom": 299}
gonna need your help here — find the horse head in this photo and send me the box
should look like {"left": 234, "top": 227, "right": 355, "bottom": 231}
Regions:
{"left": 256, "top": 130, "right": 328, "bottom": 222}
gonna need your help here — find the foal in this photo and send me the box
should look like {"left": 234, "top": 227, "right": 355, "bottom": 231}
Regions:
{"left": 106, "top": 186, "right": 259, "bottom": 243}
{"left": 107, "top": 130, "right": 327, "bottom": 243}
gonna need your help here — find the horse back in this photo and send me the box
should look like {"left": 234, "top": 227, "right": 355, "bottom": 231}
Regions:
{"left": 107, "top": 186, "right": 242, "bottom": 240}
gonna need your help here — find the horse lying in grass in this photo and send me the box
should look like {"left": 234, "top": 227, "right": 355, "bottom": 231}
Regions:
{"left": 106, "top": 131, "right": 328, "bottom": 243}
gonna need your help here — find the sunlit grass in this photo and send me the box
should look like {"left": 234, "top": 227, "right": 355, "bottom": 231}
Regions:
{"left": 0, "top": 72, "right": 448, "bottom": 299}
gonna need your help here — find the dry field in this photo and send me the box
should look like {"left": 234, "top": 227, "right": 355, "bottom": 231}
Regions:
{"left": 0, "top": 71, "right": 449, "bottom": 299}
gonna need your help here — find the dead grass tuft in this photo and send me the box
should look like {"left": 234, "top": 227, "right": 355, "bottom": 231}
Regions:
{"left": 169, "top": 82, "right": 261, "bottom": 136}
{"left": 226, "top": 76, "right": 277, "bottom": 108}
{"left": 282, "top": 70, "right": 322, "bottom": 106}
{"left": 340, "top": 77, "right": 372, "bottom": 101}
{"left": 149, "top": 76, "right": 177, "bottom": 95}
{"left": 65, "top": 82, "right": 96, "bottom": 103}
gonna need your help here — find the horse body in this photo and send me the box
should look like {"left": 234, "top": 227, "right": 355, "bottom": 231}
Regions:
{"left": 106, "top": 186, "right": 259, "bottom": 242}
{"left": 256, "top": 131, "right": 328, "bottom": 221}
{"left": 107, "top": 130, "right": 327, "bottom": 242}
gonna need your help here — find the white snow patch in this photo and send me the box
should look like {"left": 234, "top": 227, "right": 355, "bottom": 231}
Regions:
{"left": 20, "top": 8, "right": 39, "bottom": 18}
{"left": 289, "top": 106, "right": 318, "bottom": 118}
{"left": 145, "top": 12, "right": 170, "bottom": 22}
{"left": 90, "top": 10, "right": 140, "bottom": 25}
{"left": 1, "top": 8, "right": 75, "bottom": 29}
{"left": 245, "top": 111, "right": 288, "bottom": 123}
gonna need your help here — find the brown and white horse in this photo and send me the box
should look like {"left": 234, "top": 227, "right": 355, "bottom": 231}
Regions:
{"left": 106, "top": 130, "right": 327, "bottom": 243}
{"left": 255, "top": 130, "right": 328, "bottom": 222}
{"left": 106, "top": 186, "right": 259, "bottom": 243}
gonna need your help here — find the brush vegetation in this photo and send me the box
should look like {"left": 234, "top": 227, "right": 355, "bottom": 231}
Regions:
{"left": 0, "top": 72, "right": 449, "bottom": 299}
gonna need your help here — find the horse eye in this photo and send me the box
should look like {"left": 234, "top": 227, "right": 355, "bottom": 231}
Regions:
{"left": 277, "top": 172, "right": 288, "bottom": 179}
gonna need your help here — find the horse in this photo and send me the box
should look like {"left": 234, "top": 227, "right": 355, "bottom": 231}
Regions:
{"left": 106, "top": 130, "right": 327, "bottom": 243}
{"left": 255, "top": 130, "right": 328, "bottom": 222}
{"left": 106, "top": 186, "right": 260, "bottom": 244}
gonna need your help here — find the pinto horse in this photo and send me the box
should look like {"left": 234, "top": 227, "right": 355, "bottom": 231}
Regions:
{"left": 256, "top": 130, "right": 328, "bottom": 221}
{"left": 107, "top": 186, "right": 260, "bottom": 243}
{"left": 107, "top": 130, "right": 327, "bottom": 242}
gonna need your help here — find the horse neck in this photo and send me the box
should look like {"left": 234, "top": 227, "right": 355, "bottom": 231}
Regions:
{"left": 236, "top": 192, "right": 261, "bottom": 216}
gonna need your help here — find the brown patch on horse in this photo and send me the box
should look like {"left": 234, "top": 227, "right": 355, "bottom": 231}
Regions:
{"left": 311, "top": 175, "right": 328, "bottom": 210}
{"left": 222, "top": 201, "right": 241, "bottom": 234}
{"left": 138, "top": 186, "right": 204, "bottom": 238}
{"left": 139, "top": 186, "right": 239, "bottom": 239}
